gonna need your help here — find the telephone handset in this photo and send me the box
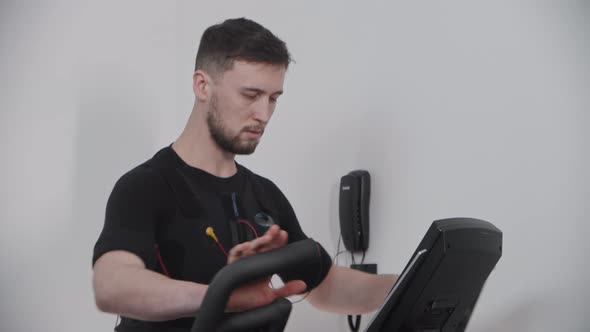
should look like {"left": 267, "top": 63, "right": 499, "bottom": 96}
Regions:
{"left": 339, "top": 170, "right": 370, "bottom": 252}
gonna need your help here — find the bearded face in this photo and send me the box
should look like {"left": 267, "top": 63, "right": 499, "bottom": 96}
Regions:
{"left": 206, "top": 93, "right": 263, "bottom": 155}
{"left": 201, "top": 61, "right": 286, "bottom": 155}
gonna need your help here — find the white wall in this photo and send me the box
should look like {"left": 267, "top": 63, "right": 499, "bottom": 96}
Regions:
{"left": 1, "top": 1, "right": 588, "bottom": 331}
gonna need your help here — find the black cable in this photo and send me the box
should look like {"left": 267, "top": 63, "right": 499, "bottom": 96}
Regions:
{"left": 348, "top": 313, "right": 361, "bottom": 332}
{"left": 334, "top": 235, "right": 351, "bottom": 265}
{"left": 347, "top": 250, "right": 367, "bottom": 331}
{"left": 334, "top": 235, "right": 342, "bottom": 263}
{"left": 335, "top": 237, "right": 369, "bottom": 332}
{"left": 350, "top": 249, "right": 366, "bottom": 266}
{"left": 333, "top": 250, "right": 348, "bottom": 266}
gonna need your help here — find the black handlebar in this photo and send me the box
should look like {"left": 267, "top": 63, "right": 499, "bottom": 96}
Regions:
{"left": 191, "top": 239, "right": 322, "bottom": 332}
{"left": 215, "top": 298, "right": 292, "bottom": 332}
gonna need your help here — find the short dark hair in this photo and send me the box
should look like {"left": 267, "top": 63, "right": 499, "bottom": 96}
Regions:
{"left": 194, "top": 18, "right": 292, "bottom": 76}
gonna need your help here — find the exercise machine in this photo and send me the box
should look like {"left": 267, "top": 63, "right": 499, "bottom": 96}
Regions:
{"left": 191, "top": 217, "right": 503, "bottom": 332}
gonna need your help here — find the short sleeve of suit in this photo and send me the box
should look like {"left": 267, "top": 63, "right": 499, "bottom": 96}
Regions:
{"left": 92, "top": 165, "right": 173, "bottom": 267}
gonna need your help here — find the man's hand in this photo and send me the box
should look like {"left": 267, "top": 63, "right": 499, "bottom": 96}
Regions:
{"left": 227, "top": 224, "right": 288, "bottom": 264}
{"left": 226, "top": 277, "right": 306, "bottom": 312}
{"left": 224, "top": 225, "right": 305, "bottom": 312}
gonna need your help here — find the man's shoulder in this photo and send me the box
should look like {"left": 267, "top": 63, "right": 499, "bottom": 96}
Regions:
{"left": 238, "top": 164, "right": 280, "bottom": 191}
{"left": 237, "top": 164, "right": 292, "bottom": 208}
{"left": 111, "top": 147, "right": 174, "bottom": 196}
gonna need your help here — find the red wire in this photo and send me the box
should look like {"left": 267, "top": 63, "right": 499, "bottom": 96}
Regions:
{"left": 238, "top": 219, "right": 259, "bottom": 238}
{"left": 211, "top": 220, "right": 259, "bottom": 258}
{"left": 215, "top": 240, "right": 229, "bottom": 257}
{"left": 154, "top": 243, "right": 170, "bottom": 277}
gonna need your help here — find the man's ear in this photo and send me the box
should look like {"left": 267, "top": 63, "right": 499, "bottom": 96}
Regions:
{"left": 193, "top": 70, "right": 210, "bottom": 101}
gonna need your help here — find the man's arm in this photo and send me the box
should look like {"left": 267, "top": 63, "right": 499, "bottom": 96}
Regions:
{"left": 93, "top": 250, "right": 206, "bottom": 321}
{"left": 306, "top": 265, "right": 398, "bottom": 314}
{"left": 92, "top": 225, "right": 306, "bottom": 321}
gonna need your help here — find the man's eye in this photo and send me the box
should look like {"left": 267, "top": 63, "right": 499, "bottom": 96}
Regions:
{"left": 244, "top": 93, "right": 258, "bottom": 100}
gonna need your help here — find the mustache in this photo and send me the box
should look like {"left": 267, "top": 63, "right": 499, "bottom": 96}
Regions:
{"left": 242, "top": 125, "right": 265, "bottom": 133}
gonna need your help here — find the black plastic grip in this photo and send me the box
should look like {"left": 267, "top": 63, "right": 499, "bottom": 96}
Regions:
{"left": 191, "top": 239, "right": 322, "bottom": 332}
{"left": 216, "top": 298, "right": 292, "bottom": 332}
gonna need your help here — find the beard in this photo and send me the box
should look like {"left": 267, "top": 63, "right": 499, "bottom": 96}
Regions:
{"left": 206, "top": 94, "right": 263, "bottom": 155}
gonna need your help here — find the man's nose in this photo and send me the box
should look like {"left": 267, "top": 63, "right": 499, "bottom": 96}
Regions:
{"left": 252, "top": 98, "right": 274, "bottom": 123}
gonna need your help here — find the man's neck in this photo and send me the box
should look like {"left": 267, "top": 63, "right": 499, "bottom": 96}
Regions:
{"left": 172, "top": 128, "right": 238, "bottom": 178}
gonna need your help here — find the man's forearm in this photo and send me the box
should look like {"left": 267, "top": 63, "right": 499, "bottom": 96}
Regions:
{"left": 307, "top": 265, "right": 398, "bottom": 314}
{"left": 93, "top": 261, "right": 207, "bottom": 321}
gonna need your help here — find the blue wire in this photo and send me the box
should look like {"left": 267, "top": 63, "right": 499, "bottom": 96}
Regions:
{"left": 231, "top": 192, "right": 239, "bottom": 217}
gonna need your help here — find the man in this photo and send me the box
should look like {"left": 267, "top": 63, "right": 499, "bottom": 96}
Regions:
{"left": 92, "top": 18, "right": 397, "bottom": 331}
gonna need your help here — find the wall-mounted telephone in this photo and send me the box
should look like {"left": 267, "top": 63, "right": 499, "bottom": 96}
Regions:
{"left": 339, "top": 170, "right": 370, "bottom": 252}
